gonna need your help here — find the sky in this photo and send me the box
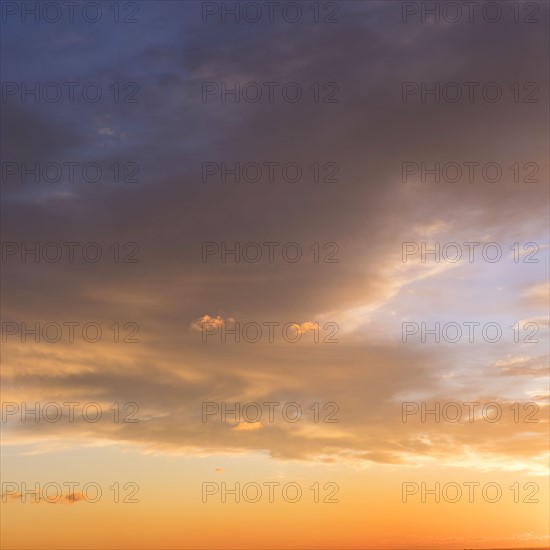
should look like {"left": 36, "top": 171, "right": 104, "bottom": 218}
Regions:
{"left": 0, "top": 0, "right": 549, "bottom": 548}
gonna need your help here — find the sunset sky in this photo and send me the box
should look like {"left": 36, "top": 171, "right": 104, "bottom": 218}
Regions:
{"left": 1, "top": 1, "right": 549, "bottom": 548}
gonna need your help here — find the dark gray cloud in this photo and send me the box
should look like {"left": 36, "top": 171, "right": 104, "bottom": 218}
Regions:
{"left": 1, "top": 0, "right": 548, "bottom": 472}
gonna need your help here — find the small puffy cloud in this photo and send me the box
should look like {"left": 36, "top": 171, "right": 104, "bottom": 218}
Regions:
{"left": 232, "top": 422, "right": 263, "bottom": 432}
{"left": 190, "top": 315, "right": 235, "bottom": 331}
{"left": 296, "top": 321, "right": 318, "bottom": 332}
